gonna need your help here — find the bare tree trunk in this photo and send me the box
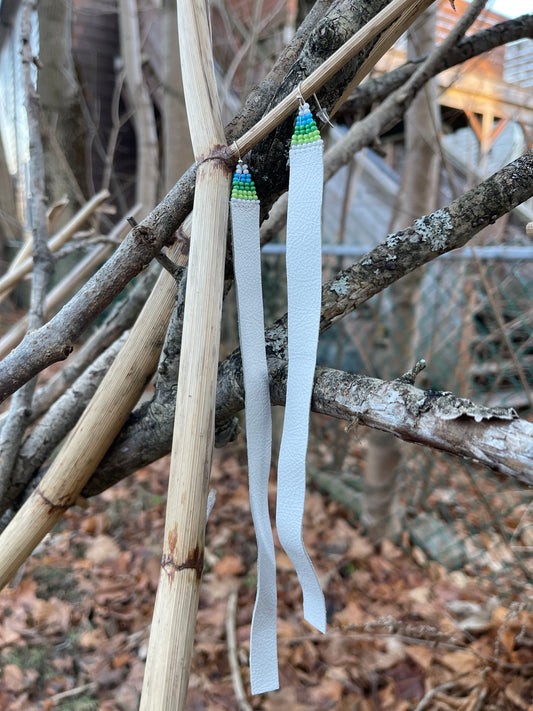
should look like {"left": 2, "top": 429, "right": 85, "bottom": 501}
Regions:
{"left": 118, "top": 0, "right": 159, "bottom": 214}
{"left": 363, "top": 4, "right": 441, "bottom": 543}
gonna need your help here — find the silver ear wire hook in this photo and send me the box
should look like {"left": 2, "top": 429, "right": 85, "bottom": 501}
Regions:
{"left": 233, "top": 140, "right": 243, "bottom": 163}
{"left": 296, "top": 81, "right": 305, "bottom": 107}
{"left": 313, "top": 92, "right": 333, "bottom": 127}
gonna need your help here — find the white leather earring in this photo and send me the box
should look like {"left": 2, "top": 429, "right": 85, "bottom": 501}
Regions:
{"left": 230, "top": 93, "right": 326, "bottom": 694}
{"left": 276, "top": 97, "right": 326, "bottom": 635}
{"left": 230, "top": 158, "right": 278, "bottom": 694}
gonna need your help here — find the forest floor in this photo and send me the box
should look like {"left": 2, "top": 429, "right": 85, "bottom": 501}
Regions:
{"left": 0, "top": 443, "right": 532, "bottom": 711}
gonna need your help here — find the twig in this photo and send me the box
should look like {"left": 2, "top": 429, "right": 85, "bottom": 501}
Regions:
{"left": 48, "top": 682, "right": 98, "bottom": 704}
{"left": 470, "top": 247, "right": 533, "bottom": 410}
{"left": 230, "top": 0, "right": 436, "bottom": 161}
{"left": 226, "top": 590, "right": 253, "bottom": 711}
{"left": 414, "top": 681, "right": 460, "bottom": 711}
{"left": 324, "top": 0, "right": 490, "bottom": 186}
{"left": 0, "top": 205, "right": 141, "bottom": 362}
{"left": 0, "top": 190, "right": 109, "bottom": 302}
{"left": 0, "top": 231, "right": 189, "bottom": 587}
{"left": 118, "top": 0, "right": 158, "bottom": 213}
{"left": 261, "top": 0, "right": 491, "bottom": 244}
{"left": 0, "top": 331, "right": 128, "bottom": 519}
{"left": 2, "top": 2, "right": 528, "bottom": 402}
{"left": 83, "top": 152, "right": 533, "bottom": 497}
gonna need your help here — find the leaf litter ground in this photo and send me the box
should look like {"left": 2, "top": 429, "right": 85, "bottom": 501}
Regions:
{"left": 0, "top": 448, "right": 531, "bottom": 710}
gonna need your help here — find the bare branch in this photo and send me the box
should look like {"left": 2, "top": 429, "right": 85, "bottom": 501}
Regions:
{"left": 83, "top": 151, "right": 533, "bottom": 497}
{"left": 0, "top": 4, "right": 54, "bottom": 502}
{"left": 344, "top": 14, "right": 533, "bottom": 119}
{"left": 0, "top": 331, "right": 129, "bottom": 518}
{"left": 0, "top": 0, "right": 431, "bottom": 402}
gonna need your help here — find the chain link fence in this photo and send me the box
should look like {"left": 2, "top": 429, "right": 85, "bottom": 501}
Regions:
{"left": 257, "top": 233, "right": 533, "bottom": 602}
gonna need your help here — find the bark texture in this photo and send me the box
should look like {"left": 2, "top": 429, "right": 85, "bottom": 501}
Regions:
{"left": 80, "top": 151, "right": 533, "bottom": 498}
{"left": 364, "top": 4, "right": 441, "bottom": 543}
{"left": 1, "top": 4, "right": 532, "bottom": 402}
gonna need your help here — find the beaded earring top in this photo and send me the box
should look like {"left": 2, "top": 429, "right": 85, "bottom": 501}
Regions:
{"left": 231, "top": 163, "right": 259, "bottom": 201}
{"left": 291, "top": 102, "right": 321, "bottom": 147}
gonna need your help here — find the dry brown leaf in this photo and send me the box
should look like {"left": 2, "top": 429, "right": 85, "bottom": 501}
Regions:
{"left": 31, "top": 597, "right": 72, "bottom": 633}
{"left": 79, "top": 626, "right": 109, "bottom": 650}
{"left": 405, "top": 644, "right": 434, "bottom": 671}
{"left": 499, "top": 626, "right": 516, "bottom": 656}
{"left": 2, "top": 663, "right": 24, "bottom": 693}
{"left": 334, "top": 599, "right": 368, "bottom": 627}
{"left": 346, "top": 533, "right": 374, "bottom": 561}
{"left": 111, "top": 652, "right": 132, "bottom": 669}
{"left": 408, "top": 585, "right": 432, "bottom": 604}
{"left": 441, "top": 650, "right": 479, "bottom": 673}
{"left": 276, "top": 551, "right": 294, "bottom": 571}
{"left": 213, "top": 554, "right": 243, "bottom": 577}
{"left": 0, "top": 627, "right": 20, "bottom": 648}
{"left": 85, "top": 534, "right": 121, "bottom": 563}
{"left": 504, "top": 677, "right": 533, "bottom": 710}
{"left": 81, "top": 512, "right": 110, "bottom": 535}
{"left": 375, "top": 638, "right": 407, "bottom": 671}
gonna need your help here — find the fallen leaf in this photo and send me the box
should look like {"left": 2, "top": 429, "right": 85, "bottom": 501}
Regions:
{"left": 441, "top": 650, "right": 479, "bottom": 673}
{"left": 408, "top": 586, "right": 431, "bottom": 604}
{"left": 504, "top": 677, "right": 533, "bottom": 710}
{"left": 79, "top": 627, "right": 109, "bottom": 650}
{"left": 85, "top": 534, "right": 121, "bottom": 563}
{"left": 334, "top": 599, "right": 368, "bottom": 627}
{"left": 405, "top": 645, "right": 434, "bottom": 671}
{"left": 213, "top": 554, "right": 243, "bottom": 577}
{"left": 3, "top": 664, "right": 24, "bottom": 692}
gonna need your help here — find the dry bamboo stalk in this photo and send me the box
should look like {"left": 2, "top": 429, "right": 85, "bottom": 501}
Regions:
{"left": 139, "top": 1, "right": 231, "bottom": 709}
{"left": 10, "top": 196, "right": 69, "bottom": 271}
{"left": 0, "top": 190, "right": 109, "bottom": 300}
{"left": 9, "top": 229, "right": 33, "bottom": 273}
{"left": 0, "top": 220, "right": 190, "bottom": 589}
{"left": 0, "top": 205, "right": 141, "bottom": 361}
{"left": 231, "top": 0, "right": 437, "bottom": 160}
{"left": 331, "top": 0, "right": 435, "bottom": 117}
{"left": 0, "top": 0, "right": 436, "bottom": 587}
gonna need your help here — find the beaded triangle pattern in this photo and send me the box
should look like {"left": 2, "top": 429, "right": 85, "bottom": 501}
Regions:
{"left": 231, "top": 163, "right": 259, "bottom": 201}
{"left": 291, "top": 101, "right": 322, "bottom": 147}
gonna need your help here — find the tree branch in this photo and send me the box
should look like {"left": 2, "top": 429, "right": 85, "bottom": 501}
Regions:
{"left": 343, "top": 14, "right": 533, "bottom": 120}
{"left": 0, "top": 0, "right": 426, "bottom": 402}
{"left": 82, "top": 151, "right": 533, "bottom": 497}
{"left": 0, "top": 4, "right": 54, "bottom": 502}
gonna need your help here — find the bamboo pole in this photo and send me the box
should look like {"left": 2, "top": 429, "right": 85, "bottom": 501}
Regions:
{"left": 0, "top": 219, "right": 190, "bottom": 588}
{"left": 0, "top": 0, "right": 437, "bottom": 589}
{"left": 330, "top": 0, "right": 435, "bottom": 117}
{"left": 230, "top": 0, "right": 436, "bottom": 160}
{"left": 139, "top": 1, "right": 231, "bottom": 708}
{"left": 0, "top": 190, "right": 110, "bottom": 300}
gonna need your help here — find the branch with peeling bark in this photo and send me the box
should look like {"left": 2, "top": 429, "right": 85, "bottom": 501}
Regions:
{"left": 1, "top": 1, "right": 532, "bottom": 568}
{"left": 74, "top": 152, "right": 533, "bottom": 499}
{"left": 1, "top": 6, "right": 532, "bottom": 401}
{"left": 2, "top": 127, "right": 532, "bottom": 519}
{"left": 83, "top": 358, "right": 533, "bottom": 497}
